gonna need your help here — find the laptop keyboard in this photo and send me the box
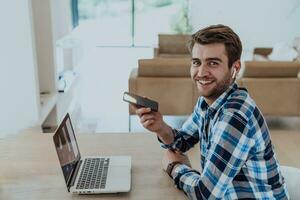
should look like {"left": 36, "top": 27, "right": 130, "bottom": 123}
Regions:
{"left": 76, "top": 158, "right": 110, "bottom": 190}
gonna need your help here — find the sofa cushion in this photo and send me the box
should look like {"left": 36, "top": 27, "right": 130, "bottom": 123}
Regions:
{"left": 253, "top": 48, "right": 273, "bottom": 57}
{"left": 241, "top": 78, "right": 300, "bottom": 116}
{"left": 138, "top": 58, "right": 191, "bottom": 77}
{"left": 158, "top": 53, "right": 191, "bottom": 58}
{"left": 129, "top": 76, "right": 194, "bottom": 115}
{"left": 243, "top": 61, "right": 300, "bottom": 78}
{"left": 159, "top": 34, "right": 191, "bottom": 54}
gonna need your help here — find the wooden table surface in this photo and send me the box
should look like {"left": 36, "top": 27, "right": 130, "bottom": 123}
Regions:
{"left": 1, "top": 130, "right": 299, "bottom": 200}
{"left": 0, "top": 132, "right": 187, "bottom": 200}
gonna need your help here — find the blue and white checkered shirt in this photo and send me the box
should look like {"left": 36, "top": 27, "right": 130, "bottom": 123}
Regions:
{"left": 161, "top": 83, "right": 289, "bottom": 200}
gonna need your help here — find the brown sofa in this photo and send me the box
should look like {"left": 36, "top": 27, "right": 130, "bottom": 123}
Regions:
{"left": 239, "top": 48, "right": 300, "bottom": 116}
{"left": 129, "top": 54, "right": 300, "bottom": 116}
{"left": 154, "top": 34, "right": 191, "bottom": 58}
{"left": 129, "top": 58, "right": 197, "bottom": 115}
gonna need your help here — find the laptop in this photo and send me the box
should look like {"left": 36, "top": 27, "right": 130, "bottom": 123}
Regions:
{"left": 53, "top": 113, "right": 131, "bottom": 194}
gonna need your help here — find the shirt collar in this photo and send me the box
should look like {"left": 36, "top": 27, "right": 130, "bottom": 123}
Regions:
{"left": 200, "top": 82, "right": 238, "bottom": 119}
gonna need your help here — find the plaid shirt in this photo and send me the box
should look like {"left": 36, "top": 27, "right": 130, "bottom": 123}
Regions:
{"left": 161, "top": 83, "right": 289, "bottom": 200}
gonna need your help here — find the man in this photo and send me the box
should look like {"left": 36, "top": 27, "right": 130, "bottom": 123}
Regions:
{"left": 133, "top": 24, "right": 289, "bottom": 199}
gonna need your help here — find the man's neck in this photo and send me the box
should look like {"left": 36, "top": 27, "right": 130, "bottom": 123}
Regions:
{"left": 204, "top": 81, "right": 236, "bottom": 106}
{"left": 203, "top": 98, "right": 214, "bottom": 106}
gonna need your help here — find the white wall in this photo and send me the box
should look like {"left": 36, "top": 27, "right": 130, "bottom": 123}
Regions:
{"left": 0, "top": 0, "right": 39, "bottom": 137}
{"left": 31, "top": 0, "right": 73, "bottom": 93}
{"left": 190, "top": 0, "right": 300, "bottom": 50}
{"left": 0, "top": 0, "right": 73, "bottom": 137}
{"left": 51, "top": 0, "right": 73, "bottom": 41}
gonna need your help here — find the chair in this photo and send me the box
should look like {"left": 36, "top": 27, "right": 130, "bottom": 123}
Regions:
{"left": 281, "top": 165, "right": 300, "bottom": 199}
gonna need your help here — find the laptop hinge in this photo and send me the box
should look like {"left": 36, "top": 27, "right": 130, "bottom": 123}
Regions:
{"left": 67, "top": 160, "right": 82, "bottom": 192}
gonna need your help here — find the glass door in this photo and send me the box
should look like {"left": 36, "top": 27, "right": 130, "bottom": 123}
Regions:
{"left": 76, "top": 0, "right": 132, "bottom": 46}
{"left": 73, "top": 0, "right": 191, "bottom": 46}
{"left": 134, "top": 0, "right": 191, "bottom": 46}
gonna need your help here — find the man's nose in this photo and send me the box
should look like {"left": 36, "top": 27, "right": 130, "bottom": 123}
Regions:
{"left": 196, "top": 64, "right": 208, "bottom": 77}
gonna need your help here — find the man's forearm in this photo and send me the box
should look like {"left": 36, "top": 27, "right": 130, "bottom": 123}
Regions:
{"left": 156, "top": 124, "right": 174, "bottom": 145}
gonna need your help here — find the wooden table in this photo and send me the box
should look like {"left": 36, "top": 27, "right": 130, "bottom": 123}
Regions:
{"left": 0, "top": 132, "right": 188, "bottom": 200}
{"left": 1, "top": 130, "right": 299, "bottom": 199}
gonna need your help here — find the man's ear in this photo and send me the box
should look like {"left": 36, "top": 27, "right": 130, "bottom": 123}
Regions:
{"left": 231, "top": 60, "right": 241, "bottom": 79}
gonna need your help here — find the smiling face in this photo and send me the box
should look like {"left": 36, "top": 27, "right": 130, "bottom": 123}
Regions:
{"left": 191, "top": 42, "right": 239, "bottom": 105}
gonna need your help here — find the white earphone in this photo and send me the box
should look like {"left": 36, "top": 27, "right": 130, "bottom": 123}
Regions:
{"left": 232, "top": 68, "right": 237, "bottom": 79}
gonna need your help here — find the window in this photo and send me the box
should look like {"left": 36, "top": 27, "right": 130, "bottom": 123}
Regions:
{"left": 134, "top": 0, "right": 192, "bottom": 46}
{"left": 72, "top": 0, "right": 192, "bottom": 46}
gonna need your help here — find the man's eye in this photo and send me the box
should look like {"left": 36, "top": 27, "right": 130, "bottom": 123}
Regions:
{"left": 192, "top": 61, "right": 201, "bottom": 66}
{"left": 208, "top": 61, "right": 218, "bottom": 66}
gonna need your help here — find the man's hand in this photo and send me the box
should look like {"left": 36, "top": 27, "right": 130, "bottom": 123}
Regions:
{"left": 135, "top": 106, "right": 165, "bottom": 133}
{"left": 131, "top": 104, "right": 174, "bottom": 144}
{"left": 162, "top": 149, "right": 192, "bottom": 173}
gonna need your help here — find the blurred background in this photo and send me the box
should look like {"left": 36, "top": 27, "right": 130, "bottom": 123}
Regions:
{"left": 1, "top": 0, "right": 300, "bottom": 136}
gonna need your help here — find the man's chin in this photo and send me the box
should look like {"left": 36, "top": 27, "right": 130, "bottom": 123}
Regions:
{"left": 197, "top": 89, "right": 213, "bottom": 98}
{"left": 197, "top": 85, "right": 214, "bottom": 95}
{"left": 198, "top": 87, "right": 228, "bottom": 101}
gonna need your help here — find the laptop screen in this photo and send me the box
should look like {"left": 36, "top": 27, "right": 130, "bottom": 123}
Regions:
{"left": 53, "top": 114, "right": 81, "bottom": 186}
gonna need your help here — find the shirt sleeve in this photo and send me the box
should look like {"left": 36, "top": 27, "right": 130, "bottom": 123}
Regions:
{"left": 171, "top": 111, "right": 255, "bottom": 199}
{"left": 158, "top": 99, "right": 202, "bottom": 153}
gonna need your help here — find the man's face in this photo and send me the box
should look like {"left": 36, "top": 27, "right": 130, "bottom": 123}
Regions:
{"left": 190, "top": 43, "right": 236, "bottom": 105}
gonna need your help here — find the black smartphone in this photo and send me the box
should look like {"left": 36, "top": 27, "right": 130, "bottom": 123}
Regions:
{"left": 123, "top": 92, "right": 159, "bottom": 112}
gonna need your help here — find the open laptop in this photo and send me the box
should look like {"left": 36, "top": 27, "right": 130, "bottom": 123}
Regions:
{"left": 53, "top": 113, "right": 131, "bottom": 194}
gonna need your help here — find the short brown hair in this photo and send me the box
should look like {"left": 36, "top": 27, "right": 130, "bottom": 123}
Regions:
{"left": 189, "top": 24, "right": 242, "bottom": 68}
